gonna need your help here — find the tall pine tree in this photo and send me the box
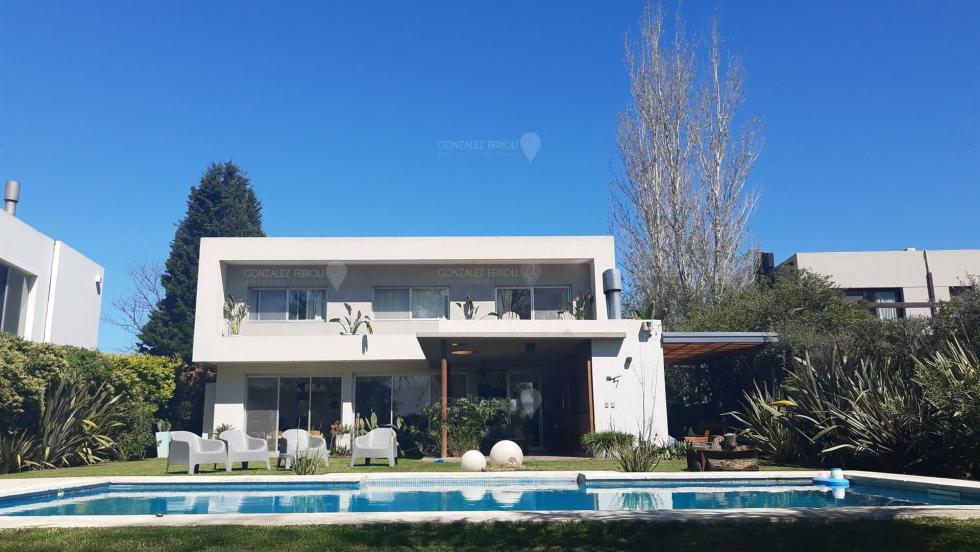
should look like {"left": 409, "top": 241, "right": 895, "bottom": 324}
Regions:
{"left": 140, "top": 161, "right": 264, "bottom": 429}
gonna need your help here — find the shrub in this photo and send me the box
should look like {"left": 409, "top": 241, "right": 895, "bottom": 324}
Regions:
{"left": 291, "top": 450, "right": 323, "bottom": 475}
{"left": 613, "top": 441, "right": 666, "bottom": 472}
{"left": 730, "top": 347, "right": 940, "bottom": 474}
{"left": 0, "top": 334, "right": 179, "bottom": 463}
{"left": 0, "top": 430, "right": 38, "bottom": 474}
{"left": 34, "top": 377, "right": 126, "bottom": 469}
{"left": 915, "top": 341, "right": 980, "bottom": 478}
{"left": 423, "top": 397, "right": 513, "bottom": 457}
{"left": 580, "top": 431, "right": 635, "bottom": 458}
{"left": 727, "top": 383, "right": 805, "bottom": 465}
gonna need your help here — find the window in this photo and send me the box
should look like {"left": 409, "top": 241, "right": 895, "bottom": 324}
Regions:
{"left": 248, "top": 288, "right": 327, "bottom": 321}
{"left": 354, "top": 373, "right": 467, "bottom": 426}
{"left": 373, "top": 288, "right": 448, "bottom": 319}
{"left": 0, "top": 262, "right": 31, "bottom": 337}
{"left": 245, "top": 376, "right": 341, "bottom": 451}
{"left": 844, "top": 288, "right": 904, "bottom": 320}
{"left": 495, "top": 287, "right": 571, "bottom": 320}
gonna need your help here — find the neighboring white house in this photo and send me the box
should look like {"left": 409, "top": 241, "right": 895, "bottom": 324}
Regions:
{"left": 780, "top": 249, "right": 980, "bottom": 319}
{"left": 193, "top": 235, "right": 679, "bottom": 454}
{"left": 0, "top": 181, "right": 104, "bottom": 348}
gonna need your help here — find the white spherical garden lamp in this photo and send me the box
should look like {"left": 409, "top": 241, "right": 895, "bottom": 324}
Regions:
{"left": 460, "top": 450, "right": 487, "bottom": 472}
{"left": 489, "top": 440, "right": 524, "bottom": 467}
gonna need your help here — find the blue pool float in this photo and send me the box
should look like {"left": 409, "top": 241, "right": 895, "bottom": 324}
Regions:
{"left": 813, "top": 468, "right": 850, "bottom": 488}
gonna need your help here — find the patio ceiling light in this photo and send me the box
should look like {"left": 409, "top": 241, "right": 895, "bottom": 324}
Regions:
{"left": 451, "top": 349, "right": 476, "bottom": 356}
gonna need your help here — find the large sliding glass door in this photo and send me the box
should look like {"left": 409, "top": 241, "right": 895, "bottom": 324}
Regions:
{"left": 245, "top": 376, "right": 342, "bottom": 451}
{"left": 509, "top": 374, "right": 544, "bottom": 451}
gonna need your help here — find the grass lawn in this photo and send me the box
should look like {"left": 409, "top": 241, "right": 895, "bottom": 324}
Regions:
{"left": 2, "top": 519, "right": 980, "bottom": 551}
{"left": 0, "top": 457, "right": 807, "bottom": 479}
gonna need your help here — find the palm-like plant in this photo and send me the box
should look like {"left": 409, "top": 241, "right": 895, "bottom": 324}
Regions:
{"left": 330, "top": 303, "right": 373, "bottom": 335}
{"left": 223, "top": 295, "right": 248, "bottom": 335}
{"left": 455, "top": 295, "right": 494, "bottom": 320}
{"left": 35, "top": 378, "right": 125, "bottom": 468}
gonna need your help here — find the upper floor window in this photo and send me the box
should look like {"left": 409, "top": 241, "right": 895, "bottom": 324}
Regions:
{"left": 248, "top": 288, "right": 327, "bottom": 321}
{"left": 373, "top": 287, "right": 449, "bottom": 319}
{"left": 496, "top": 286, "right": 571, "bottom": 320}
{"left": 844, "top": 288, "right": 904, "bottom": 320}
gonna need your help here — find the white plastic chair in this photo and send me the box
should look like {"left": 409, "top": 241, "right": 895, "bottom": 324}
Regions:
{"left": 220, "top": 429, "right": 271, "bottom": 471}
{"left": 282, "top": 429, "right": 330, "bottom": 468}
{"left": 166, "top": 431, "right": 228, "bottom": 474}
{"left": 351, "top": 427, "right": 397, "bottom": 467}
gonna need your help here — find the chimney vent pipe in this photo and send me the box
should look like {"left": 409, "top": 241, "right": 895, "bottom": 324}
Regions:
{"left": 602, "top": 268, "right": 623, "bottom": 320}
{"left": 4, "top": 180, "right": 20, "bottom": 216}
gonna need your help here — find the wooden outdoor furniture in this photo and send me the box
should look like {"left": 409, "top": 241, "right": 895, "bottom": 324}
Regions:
{"left": 683, "top": 430, "right": 711, "bottom": 443}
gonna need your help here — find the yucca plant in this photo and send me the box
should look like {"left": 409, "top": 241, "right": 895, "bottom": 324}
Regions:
{"left": 727, "top": 383, "right": 804, "bottom": 465}
{"left": 0, "top": 430, "right": 38, "bottom": 474}
{"left": 788, "top": 350, "right": 936, "bottom": 472}
{"left": 35, "top": 378, "right": 125, "bottom": 469}
{"left": 330, "top": 303, "right": 373, "bottom": 335}
{"left": 915, "top": 340, "right": 980, "bottom": 477}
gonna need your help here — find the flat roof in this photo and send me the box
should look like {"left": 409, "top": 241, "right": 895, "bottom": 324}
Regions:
{"left": 661, "top": 332, "right": 778, "bottom": 365}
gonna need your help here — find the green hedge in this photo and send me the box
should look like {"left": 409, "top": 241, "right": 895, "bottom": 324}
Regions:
{"left": 0, "top": 334, "right": 180, "bottom": 460}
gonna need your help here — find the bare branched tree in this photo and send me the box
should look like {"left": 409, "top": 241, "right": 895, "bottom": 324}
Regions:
{"left": 104, "top": 260, "right": 165, "bottom": 344}
{"left": 612, "top": 5, "right": 761, "bottom": 327}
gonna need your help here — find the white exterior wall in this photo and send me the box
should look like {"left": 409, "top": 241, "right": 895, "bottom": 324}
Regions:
{"left": 0, "top": 210, "right": 103, "bottom": 347}
{"left": 591, "top": 320, "right": 669, "bottom": 443}
{"left": 785, "top": 249, "right": 980, "bottom": 318}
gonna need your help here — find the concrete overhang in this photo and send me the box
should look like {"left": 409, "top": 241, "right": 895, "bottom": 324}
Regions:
{"left": 416, "top": 320, "right": 629, "bottom": 340}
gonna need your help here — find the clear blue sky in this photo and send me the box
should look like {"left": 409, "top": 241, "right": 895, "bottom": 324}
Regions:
{"left": 2, "top": 1, "right": 977, "bottom": 351}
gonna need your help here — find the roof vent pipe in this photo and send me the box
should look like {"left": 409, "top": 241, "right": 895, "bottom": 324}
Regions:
{"left": 4, "top": 180, "right": 20, "bottom": 216}
{"left": 602, "top": 268, "right": 623, "bottom": 320}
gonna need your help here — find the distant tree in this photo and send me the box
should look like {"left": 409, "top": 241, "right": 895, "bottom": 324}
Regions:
{"left": 104, "top": 260, "right": 165, "bottom": 346}
{"left": 682, "top": 267, "right": 872, "bottom": 354}
{"left": 612, "top": 4, "right": 762, "bottom": 327}
{"left": 139, "top": 161, "right": 264, "bottom": 430}
{"left": 139, "top": 161, "right": 264, "bottom": 358}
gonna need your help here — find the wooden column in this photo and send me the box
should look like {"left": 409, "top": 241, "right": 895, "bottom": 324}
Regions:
{"left": 586, "top": 357, "right": 595, "bottom": 433}
{"left": 440, "top": 339, "right": 448, "bottom": 458}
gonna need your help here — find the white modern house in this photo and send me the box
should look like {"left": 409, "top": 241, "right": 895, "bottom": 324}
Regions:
{"left": 781, "top": 248, "right": 980, "bottom": 319}
{"left": 0, "top": 181, "right": 104, "bottom": 348}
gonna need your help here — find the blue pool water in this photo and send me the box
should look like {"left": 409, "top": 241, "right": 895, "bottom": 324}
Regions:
{"left": 1, "top": 479, "right": 976, "bottom": 516}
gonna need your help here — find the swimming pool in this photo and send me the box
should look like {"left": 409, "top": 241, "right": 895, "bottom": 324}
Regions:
{"left": 2, "top": 477, "right": 978, "bottom": 516}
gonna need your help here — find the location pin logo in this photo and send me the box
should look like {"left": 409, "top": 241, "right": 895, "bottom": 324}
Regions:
{"left": 326, "top": 261, "right": 348, "bottom": 290}
{"left": 520, "top": 132, "right": 541, "bottom": 162}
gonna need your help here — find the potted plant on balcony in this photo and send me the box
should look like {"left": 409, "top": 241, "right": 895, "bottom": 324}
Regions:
{"left": 565, "top": 292, "right": 594, "bottom": 320}
{"left": 155, "top": 419, "right": 172, "bottom": 459}
{"left": 455, "top": 295, "right": 496, "bottom": 320}
{"left": 224, "top": 294, "right": 248, "bottom": 336}
{"left": 330, "top": 303, "right": 373, "bottom": 334}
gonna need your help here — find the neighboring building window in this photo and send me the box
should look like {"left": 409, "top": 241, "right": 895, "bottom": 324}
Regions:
{"left": 495, "top": 287, "right": 571, "bottom": 320}
{"left": 844, "top": 288, "right": 904, "bottom": 320}
{"left": 0, "top": 262, "right": 31, "bottom": 337}
{"left": 372, "top": 288, "right": 449, "bottom": 319}
{"left": 248, "top": 289, "right": 327, "bottom": 321}
{"left": 949, "top": 286, "right": 972, "bottom": 298}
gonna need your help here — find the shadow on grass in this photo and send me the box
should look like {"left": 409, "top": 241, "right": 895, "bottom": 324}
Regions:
{"left": 4, "top": 519, "right": 980, "bottom": 552}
